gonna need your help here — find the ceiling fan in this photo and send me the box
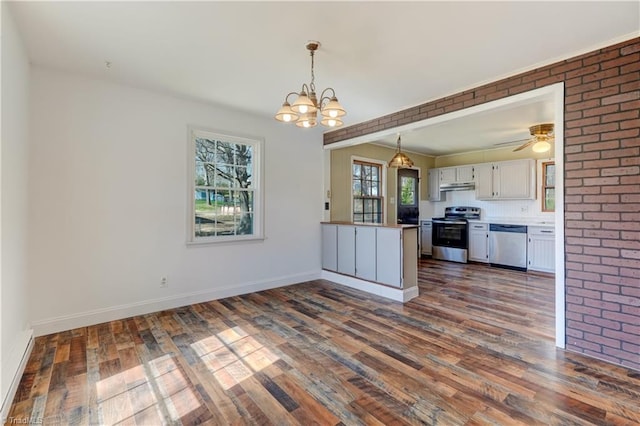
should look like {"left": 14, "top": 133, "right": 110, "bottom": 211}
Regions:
{"left": 512, "top": 123, "right": 555, "bottom": 152}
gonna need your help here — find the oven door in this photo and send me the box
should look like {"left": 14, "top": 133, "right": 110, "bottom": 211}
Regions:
{"left": 432, "top": 220, "right": 468, "bottom": 249}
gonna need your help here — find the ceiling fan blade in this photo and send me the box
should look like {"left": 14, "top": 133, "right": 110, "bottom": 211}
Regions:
{"left": 513, "top": 139, "right": 534, "bottom": 152}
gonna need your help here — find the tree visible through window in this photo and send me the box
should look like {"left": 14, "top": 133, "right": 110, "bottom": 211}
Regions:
{"left": 191, "top": 129, "right": 262, "bottom": 242}
{"left": 542, "top": 161, "right": 555, "bottom": 212}
{"left": 353, "top": 160, "right": 383, "bottom": 223}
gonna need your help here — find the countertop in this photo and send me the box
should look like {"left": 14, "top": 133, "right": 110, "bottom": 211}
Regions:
{"left": 467, "top": 218, "right": 555, "bottom": 227}
{"left": 321, "top": 221, "right": 419, "bottom": 229}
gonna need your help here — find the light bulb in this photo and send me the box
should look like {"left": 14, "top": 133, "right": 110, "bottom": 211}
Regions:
{"left": 303, "top": 120, "right": 310, "bottom": 128}
{"left": 283, "top": 114, "right": 292, "bottom": 122}
{"left": 299, "top": 105, "right": 308, "bottom": 114}
{"left": 328, "top": 119, "right": 336, "bottom": 127}
{"left": 329, "top": 110, "right": 338, "bottom": 118}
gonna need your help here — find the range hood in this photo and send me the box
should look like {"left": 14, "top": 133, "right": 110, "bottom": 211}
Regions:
{"left": 439, "top": 181, "right": 475, "bottom": 191}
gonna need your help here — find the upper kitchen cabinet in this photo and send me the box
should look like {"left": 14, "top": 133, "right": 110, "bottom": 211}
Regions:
{"left": 439, "top": 165, "right": 475, "bottom": 184}
{"left": 476, "top": 159, "right": 535, "bottom": 200}
{"left": 427, "top": 168, "right": 442, "bottom": 201}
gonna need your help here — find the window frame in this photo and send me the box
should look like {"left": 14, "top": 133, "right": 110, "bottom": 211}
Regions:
{"left": 188, "top": 127, "right": 264, "bottom": 245}
{"left": 541, "top": 160, "right": 555, "bottom": 213}
{"left": 351, "top": 156, "right": 386, "bottom": 224}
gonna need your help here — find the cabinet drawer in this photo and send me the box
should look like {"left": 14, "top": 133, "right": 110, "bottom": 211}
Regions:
{"left": 469, "top": 223, "right": 488, "bottom": 231}
{"left": 528, "top": 226, "right": 555, "bottom": 236}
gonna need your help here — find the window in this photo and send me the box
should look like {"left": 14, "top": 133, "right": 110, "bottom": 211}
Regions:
{"left": 352, "top": 160, "right": 383, "bottom": 223}
{"left": 542, "top": 161, "right": 555, "bottom": 212}
{"left": 190, "top": 128, "right": 263, "bottom": 243}
{"left": 400, "top": 175, "right": 417, "bottom": 206}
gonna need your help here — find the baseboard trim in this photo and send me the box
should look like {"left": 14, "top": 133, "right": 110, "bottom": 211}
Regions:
{"left": 320, "top": 271, "right": 419, "bottom": 303}
{"left": 31, "top": 271, "right": 320, "bottom": 336}
{"left": 1, "top": 330, "right": 34, "bottom": 422}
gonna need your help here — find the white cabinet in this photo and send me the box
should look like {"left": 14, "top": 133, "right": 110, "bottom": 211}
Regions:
{"left": 337, "top": 225, "right": 356, "bottom": 275}
{"left": 528, "top": 226, "right": 555, "bottom": 273}
{"left": 476, "top": 159, "right": 535, "bottom": 200}
{"left": 420, "top": 221, "right": 432, "bottom": 256}
{"left": 440, "top": 165, "right": 475, "bottom": 184}
{"left": 427, "top": 168, "right": 442, "bottom": 201}
{"left": 321, "top": 223, "right": 417, "bottom": 290}
{"left": 376, "top": 228, "right": 402, "bottom": 287}
{"left": 321, "top": 224, "right": 338, "bottom": 271}
{"left": 468, "top": 222, "right": 489, "bottom": 262}
{"left": 355, "top": 226, "right": 377, "bottom": 281}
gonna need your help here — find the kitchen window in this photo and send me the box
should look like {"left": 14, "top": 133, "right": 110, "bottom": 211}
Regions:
{"left": 352, "top": 159, "right": 383, "bottom": 223}
{"left": 542, "top": 161, "right": 555, "bottom": 212}
{"left": 189, "top": 128, "right": 263, "bottom": 243}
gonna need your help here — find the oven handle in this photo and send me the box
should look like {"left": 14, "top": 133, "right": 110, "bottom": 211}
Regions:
{"left": 432, "top": 220, "right": 467, "bottom": 225}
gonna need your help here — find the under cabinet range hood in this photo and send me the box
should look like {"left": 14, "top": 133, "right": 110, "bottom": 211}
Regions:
{"left": 439, "top": 181, "right": 475, "bottom": 191}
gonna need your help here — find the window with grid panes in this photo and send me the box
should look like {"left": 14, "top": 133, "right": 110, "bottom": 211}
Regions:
{"left": 352, "top": 160, "right": 383, "bottom": 223}
{"left": 542, "top": 161, "right": 555, "bottom": 212}
{"left": 189, "top": 128, "right": 263, "bottom": 243}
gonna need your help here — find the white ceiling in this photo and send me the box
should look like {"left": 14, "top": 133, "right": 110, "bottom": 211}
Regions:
{"left": 8, "top": 1, "right": 639, "bottom": 155}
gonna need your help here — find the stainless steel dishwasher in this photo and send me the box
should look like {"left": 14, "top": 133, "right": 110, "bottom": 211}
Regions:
{"left": 489, "top": 224, "right": 528, "bottom": 271}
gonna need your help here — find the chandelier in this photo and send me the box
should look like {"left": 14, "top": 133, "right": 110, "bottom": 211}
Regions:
{"left": 275, "top": 41, "right": 346, "bottom": 128}
{"left": 388, "top": 134, "right": 414, "bottom": 168}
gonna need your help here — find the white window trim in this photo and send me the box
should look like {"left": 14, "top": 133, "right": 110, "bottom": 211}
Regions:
{"left": 350, "top": 155, "right": 387, "bottom": 224}
{"left": 187, "top": 127, "right": 264, "bottom": 245}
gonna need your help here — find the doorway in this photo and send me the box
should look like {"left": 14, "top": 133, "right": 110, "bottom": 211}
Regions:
{"left": 397, "top": 168, "right": 419, "bottom": 225}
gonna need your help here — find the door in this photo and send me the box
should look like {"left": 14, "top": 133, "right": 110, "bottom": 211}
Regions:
{"left": 397, "top": 168, "right": 419, "bottom": 224}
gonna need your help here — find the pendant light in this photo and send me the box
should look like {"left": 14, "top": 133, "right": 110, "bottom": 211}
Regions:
{"left": 275, "top": 41, "right": 346, "bottom": 128}
{"left": 388, "top": 134, "right": 414, "bottom": 168}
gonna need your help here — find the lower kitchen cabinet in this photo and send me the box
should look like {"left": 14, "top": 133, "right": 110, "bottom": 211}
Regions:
{"left": 528, "top": 226, "right": 555, "bottom": 273}
{"left": 420, "top": 220, "right": 432, "bottom": 256}
{"left": 376, "top": 227, "right": 402, "bottom": 287}
{"left": 355, "top": 226, "right": 377, "bottom": 281}
{"left": 337, "top": 225, "right": 356, "bottom": 275}
{"left": 321, "top": 223, "right": 417, "bottom": 289}
{"left": 321, "top": 224, "right": 338, "bottom": 271}
{"left": 468, "top": 222, "right": 489, "bottom": 262}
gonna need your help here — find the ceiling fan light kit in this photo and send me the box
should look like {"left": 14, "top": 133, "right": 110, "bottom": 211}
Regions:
{"left": 513, "top": 123, "right": 554, "bottom": 153}
{"left": 275, "top": 41, "right": 346, "bottom": 129}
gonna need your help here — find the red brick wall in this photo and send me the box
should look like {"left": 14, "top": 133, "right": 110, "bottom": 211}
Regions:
{"left": 324, "top": 37, "right": 640, "bottom": 370}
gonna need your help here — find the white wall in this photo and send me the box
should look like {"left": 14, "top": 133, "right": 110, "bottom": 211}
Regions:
{"left": 28, "top": 68, "right": 325, "bottom": 335}
{"left": 1, "top": 3, "right": 33, "bottom": 415}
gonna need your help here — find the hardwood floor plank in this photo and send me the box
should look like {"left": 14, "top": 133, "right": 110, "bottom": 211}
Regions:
{"left": 7, "top": 259, "right": 640, "bottom": 425}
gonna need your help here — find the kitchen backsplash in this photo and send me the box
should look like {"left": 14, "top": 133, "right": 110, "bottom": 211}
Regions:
{"left": 420, "top": 189, "right": 555, "bottom": 223}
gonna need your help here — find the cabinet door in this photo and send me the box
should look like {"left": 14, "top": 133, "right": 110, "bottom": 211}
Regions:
{"left": 528, "top": 227, "right": 555, "bottom": 272}
{"left": 337, "top": 226, "right": 356, "bottom": 275}
{"left": 427, "top": 168, "right": 442, "bottom": 201}
{"left": 474, "top": 163, "right": 494, "bottom": 200}
{"left": 321, "top": 224, "right": 338, "bottom": 271}
{"left": 439, "top": 167, "right": 456, "bottom": 184}
{"left": 495, "top": 159, "right": 534, "bottom": 199}
{"left": 468, "top": 224, "right": 489, "bottom": 262}
{"left": 376, "top": 228, "right": 402, "bottom": 287}
{"left": 355, "top": 226, "right": 377, "bottom": 281}
{"left": 420, "top": 222, "right": 432, "bottom": 255}
{"left": 456, "top": 165, "right": 475, "bottom": 182}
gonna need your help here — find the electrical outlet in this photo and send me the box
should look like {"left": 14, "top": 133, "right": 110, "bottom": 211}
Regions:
{"left": 160, "top": 277, "right": 168, "bottom": 288}
{"left": 521, "top": 206, "right": 528, "bottom": 213}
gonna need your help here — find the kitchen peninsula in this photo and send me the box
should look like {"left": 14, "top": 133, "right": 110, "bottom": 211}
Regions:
{"left": 321, "top": 222, "right": 419, "bottom": 302}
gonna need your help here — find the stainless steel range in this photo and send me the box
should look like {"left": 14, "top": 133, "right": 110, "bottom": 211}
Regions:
{"left": 432, "top": 206, "right": 481, "bottom": 263}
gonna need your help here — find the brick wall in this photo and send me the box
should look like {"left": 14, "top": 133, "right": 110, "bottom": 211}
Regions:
{"left": 324, "top": 37, "right": 640, "bottom": 370}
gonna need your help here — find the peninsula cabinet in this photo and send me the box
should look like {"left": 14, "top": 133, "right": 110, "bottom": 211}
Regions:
{"left": 321, "top": 222, "right": 418, "bottom": 289}
{"left": 528, "top": 226, "right": 556, "bottom": 273}
{"left": 475, "top": 159, "right": 535, "bottom": 200}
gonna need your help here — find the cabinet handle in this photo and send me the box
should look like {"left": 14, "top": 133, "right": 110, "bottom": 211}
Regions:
{"left": 540, "top": 230, "right": 553, "bottom": 233}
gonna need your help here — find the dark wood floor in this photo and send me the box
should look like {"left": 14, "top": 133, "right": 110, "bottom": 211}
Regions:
{"left": 6, "top": 259, "right": 640, "bottom": 425}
